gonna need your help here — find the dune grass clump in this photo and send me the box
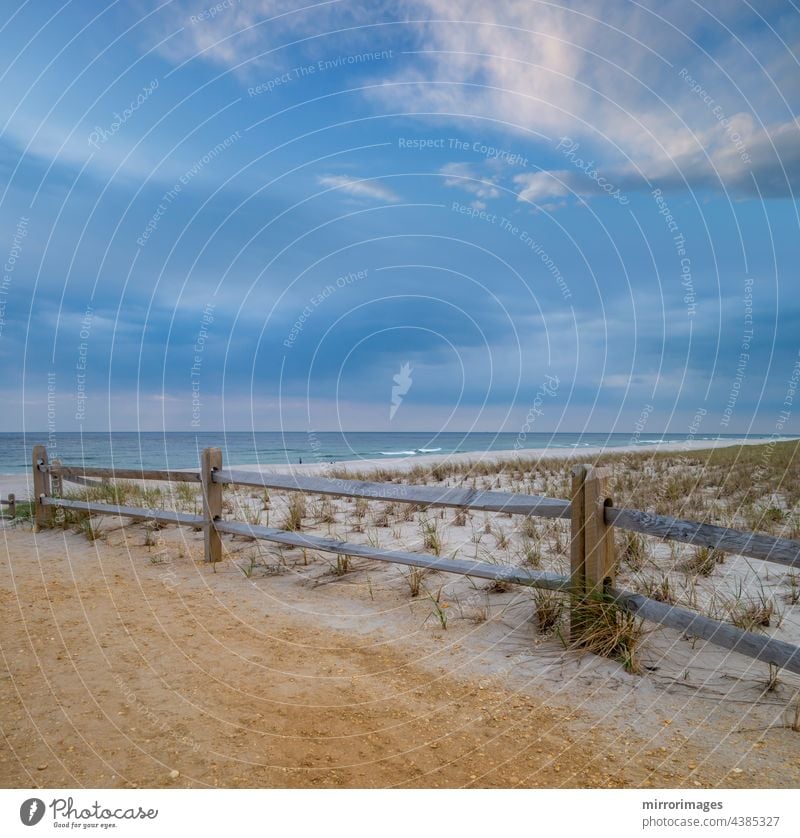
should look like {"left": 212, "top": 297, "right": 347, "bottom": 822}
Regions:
{"left": 727, "top": 595, "right": 776, "bottom": 631}
{"left": 680, "top": 546, "right": 720, "bottom": 577}
{"left": 570, "top": 596, "right": 647, "bottom": 674}
{"left": 281, "top": 493, "right": 306, "bottom": 531}
{"left": 405, "top": 566, "right": 429, "bottom": 597}
{"left": 420, "top": 517, "right": 442, "bottom": 555}
{"left": 533, "top": 589, "right": 565, "bottom": 634}
{"left": 334, "top": 554, "right": 351, "bottom": 576}
{"left": 618, "top": 530, "right": 648, "bottom": 571}
{"left": 317, "top": 498, "right": 336, "bottom": 524}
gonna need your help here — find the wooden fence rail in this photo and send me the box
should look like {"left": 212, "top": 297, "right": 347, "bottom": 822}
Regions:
{"left": 0, "top": 493, "right": 16, "bottom": 519}
{"left": 213, "top": 469, "right": 571, "bottom": 518}
{"left": 30, "top": 445, "right": 800, "bottom": 677}
{"left": 607, "top": 507, "right": 800, "bottom": 569}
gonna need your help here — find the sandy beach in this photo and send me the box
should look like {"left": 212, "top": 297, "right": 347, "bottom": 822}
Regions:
{"left": 2, "top": 436, "right": 800, "bottom": 788}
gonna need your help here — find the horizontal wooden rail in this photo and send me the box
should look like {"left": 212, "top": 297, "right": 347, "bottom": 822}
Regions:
{"left": 610, "top": 587, "right": 800, "bottom": 676}
{"left": 40, "top": 464, "right": 201, "bottom": 483}
{"left": 60, "top": 474, "right": 104, "bottom": 488}
{"left": 214, "top": 470, "right": 571, "bottom": 519}
{"left": 217, "top": 519, "right": 800, "bottom": 675}
{"left": 0, "top": 493, "right": 15, "bottom": 519}
{"left": 214, "top": 519, "right": 571, "bottom": 590}
{"left": 607, "top": 507, "right": 800, "bottom": 569}
{"left": 42, "top": 497, "right": 203, "bottom": 527}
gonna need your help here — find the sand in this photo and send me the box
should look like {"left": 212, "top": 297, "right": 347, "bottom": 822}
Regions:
{"left": 2, "top": 436, "right": 800, "bottom": 788}
{"left": 2, "top": 525, "right": 799, "bottom": 789}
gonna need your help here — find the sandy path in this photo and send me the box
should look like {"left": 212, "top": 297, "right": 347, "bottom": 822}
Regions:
{"left": 2, "top": 524, "right": 798, "bottom": 789}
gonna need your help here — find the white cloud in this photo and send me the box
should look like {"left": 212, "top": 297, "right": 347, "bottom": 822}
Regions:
{"left": 382, "top": 1, "right": 800, "bottom": 198}
{"left": 439, "top": 161, "right": 500, "bottom": 200}
{"left": 145, "top": 0, "right": 800, "bottom": 198}
{"left": 147, "top": 0, "right": 394, "bottom": 70}
{"left": 513, "top": 171, "right": 570, "bottom": 203}
{"left": 317, "top": 173, "right": 400, "bottom": 202}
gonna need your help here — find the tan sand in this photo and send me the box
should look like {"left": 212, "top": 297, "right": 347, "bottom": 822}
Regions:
{"left": 2, "top": 515, "right": 799, "bottom": 788}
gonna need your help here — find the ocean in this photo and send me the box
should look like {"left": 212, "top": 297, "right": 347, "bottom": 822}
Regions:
{"left": 0, "top": 431, "right": 780, "bottom": 474}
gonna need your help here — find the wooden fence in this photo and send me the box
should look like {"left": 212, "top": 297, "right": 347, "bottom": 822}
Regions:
{"left": 30, "top": 444, "right": 800, "bottom": 676}
{"left": 0, "top": 493, "right": 15, "bottom": 519}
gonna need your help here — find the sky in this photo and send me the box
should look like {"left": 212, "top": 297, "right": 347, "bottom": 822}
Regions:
{"left": 0, "top": 0, "right": 798, "bottom": 436}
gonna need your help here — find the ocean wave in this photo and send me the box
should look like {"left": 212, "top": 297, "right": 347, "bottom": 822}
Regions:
{"left": 418, "top": 447, "right": 442, "bottom": 453}
{"left": 379, "top": 450, "right": 417, "bottom": 456}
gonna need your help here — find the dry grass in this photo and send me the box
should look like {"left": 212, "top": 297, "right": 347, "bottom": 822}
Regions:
{"left": 533, "top": 589, "right": 565, "bottom": 634}
{"left": 570, "top": 596, "right": 647, "bottom": 674}
{"left": 680, "top": 546, "right": 719, "bottom": 577}
{"left": 619, "top": 530, "right": 648, "bottom": 571}
{"left": 281, "top": 494, "right": 306, "bottom": 531}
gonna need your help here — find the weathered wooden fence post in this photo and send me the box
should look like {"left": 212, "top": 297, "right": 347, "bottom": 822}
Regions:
{"left": 50, "top": 458, "right": 63, "bottom": 497}
{"left": 7, "top": 493, "right": 15, "bottom": 519}
{"left": 32, "top": 444, "right": 52, "bottom": 529}
{"left": 583, "top": 466, "right": 616, "bottom": 596}
{"left": 569, "top": 464, "right": 587, "bottom": 641}
{"left": 201, "top": 447, "right": 223, "bottom": 562}
{"left": 570, "top": 464, "right": 616, "bottom": 642}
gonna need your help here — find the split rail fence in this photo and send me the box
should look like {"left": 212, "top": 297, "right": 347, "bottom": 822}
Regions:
{"left": 0, "top": 493, "right": 15, "bottom": 519}
{"left": 30, "top": 444, "right": 800, "bottom": 676}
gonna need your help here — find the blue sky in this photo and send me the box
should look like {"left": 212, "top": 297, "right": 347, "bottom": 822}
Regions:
{"left": 0, "top": 0, "right": 798, "bottom": 434}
